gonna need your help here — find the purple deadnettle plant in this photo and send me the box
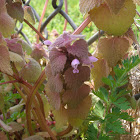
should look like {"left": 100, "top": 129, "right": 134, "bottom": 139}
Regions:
{"left": 45, "top": 32, "right": 98, "bottom": 128}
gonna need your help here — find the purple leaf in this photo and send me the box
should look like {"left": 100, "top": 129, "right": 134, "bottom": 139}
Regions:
{"left": 50, "top": 32, "right": 85, "bottom": 49}
{"left": 5, "top": 38, "right": 23, "bottom": 56}
{"left": 45, "top": 84, "right": 61, "bottom": 110}
{"left": 48, "top": 73, "right": 63, "bottom": 93}
{"left": 49, "top": 48, "right": 67, "bottom": 75}
{"left": 67, "top": 96, "right": 92, "bottom": 120}
{"left": 64, "top": 66, "right": 90, "bottom": 90}
{"left": 67, "top": 39, "right": 88, "bottom": 59}
{"left": 62, "top": 84, "right": 90, "bottom": 108}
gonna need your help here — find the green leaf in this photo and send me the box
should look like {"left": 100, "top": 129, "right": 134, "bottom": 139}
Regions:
{"left": 102, "top": 75, "right": 114, "bottom": 88}
{"left": 93, "top": 87, "right": 109, "bottom": 103}
{"left": 86, "top": 123, "right": 98, "bottom": 140}
{"left": 94, "top": 100, "right": 105, "bottom": 119}
{"left": 113, "top": 97, "right": 130, "bottom": 110}
{"left": 24, "top": 6, "right": 35, "bottom": 24}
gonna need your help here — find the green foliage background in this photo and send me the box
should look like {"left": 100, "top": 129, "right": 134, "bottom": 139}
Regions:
{"left": 21, "top": 0, "right": 140, "bottom": 45}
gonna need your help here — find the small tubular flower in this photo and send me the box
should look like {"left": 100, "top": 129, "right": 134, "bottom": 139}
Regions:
{"left": 83, "top": 56, "right": 98, "bottom": 68}
{"left": 44, "top": 40, "right": 52, "bottom": 46}
{"left": 71, "top": 59, "right": 80, "bottom": 73}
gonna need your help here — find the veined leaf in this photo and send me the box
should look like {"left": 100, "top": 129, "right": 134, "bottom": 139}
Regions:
{"left": 24, "top": 6, "right": 35, "bottom": 24}
{"left": 79, "top": 0, "right": 104, "bottom": 14}
{"left": 91, "top": 59, "right": 110, "bottom": 91}
{"left": 6, "top": 2, "right": 24, "bottom": 22}
{"left": 97, "top": 37, "right": 130, "bottom": 67}
{"left": 105, "top": 0, "right": 125, "bottom": 14}
{"left": 9, "top": 51, "right": 23, "bottom": 62}
{"left": 0, "top": 45, "right": 13, "bottom": 75}
{"left": 89, "top": 0, "right": 136, "bottom": 36}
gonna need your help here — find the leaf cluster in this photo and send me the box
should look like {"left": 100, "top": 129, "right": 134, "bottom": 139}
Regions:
{"left": 86, "top": 55, "right": 140, "bottom": 139}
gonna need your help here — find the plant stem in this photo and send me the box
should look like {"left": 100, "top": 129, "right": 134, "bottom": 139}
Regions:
{"left": 24, "top": 19, "right": 46, "bottom": 41}
{"left": 0, "top": 80, "right": 18, "bottom": 85}
{"left": 26, "top": 70, "right": 57, "bottom": 139}
{"left": 63, "top": 0, "right": 68, "bottom": 31}
{"left": 73, "top": 16, "right": 91, "bottom": 35}
{"left": 57, "top": 124, "right": 73, "bottom": 136}
{"left": 21, "top": 80, "right": 45, "bottom": 117}
{"left": 36, "top": 0, "right": 49, "bottom": 43}
{"left": 8, "top": 77, "right": 27, "bottom": 102}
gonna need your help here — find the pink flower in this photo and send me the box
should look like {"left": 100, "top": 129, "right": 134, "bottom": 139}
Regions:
{"left": 82, "top": 56, "right": 98, "bottom": 68}
{"left": 71, "top": 59, "right": 80, "bottom": 73}
{"left": 44, "top": 40, "right": 52, "bottom": 46}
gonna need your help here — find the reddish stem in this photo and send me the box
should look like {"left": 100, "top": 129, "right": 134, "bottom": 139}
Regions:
{"left": 73, "top": 16, "right": 91, "bottom": 35}
{"left": 63, "top": 0, "right": 68, "bottom": 31}
{"left": 0, "top": 80, "right": 18, "bottom": 85}
{"left": 20, "top": 79, "right": 45, "bottom": 117}
{"left": 37, "top": 0, "right": 49, "bottom": 43}
{"left": 57, "top": 124, "right": 73, "bottom": 136}
{"left": 24, "top": 19, "right": 46, "bottom": 41}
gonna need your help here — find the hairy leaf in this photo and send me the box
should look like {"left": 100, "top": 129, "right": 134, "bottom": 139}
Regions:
{"left": 0, "top": 33, "right": 7, "bottom": 46}
{"left": 79, "top": 0, "right": 104, "bottom": 14}
{"left": 91, "top": 59, "right": 110, "bottom": 90}
{"left": 49, "top": 48, "right": 67, "bottom": 75}
{"left": 6, "top": 2, "right": 24, "bottom": 22}
{"left": 9, "top": 51, "right": 23, "bottom": 62}
{"left": 64, "top": 66, "right": 90, "bottom": 90}
{"left": 89, "top": 0, "right": 136, "bottom": 36}
{"left": 97, "top": 37, "right": 130, "bottom": 67}
{"left": 31, "top": 44, "right": 47, "bottom": 61}
{"left": 125, "top": 28, "right": 139, "bottom": 46}
{"left": 19, "top": 58, "right": 41, "bottom": 83}
{"left": 0, "top": 11, "right": 15, "bottom": 37}
{"left": 0, "top": 45, "right": 13, "bottom": 75}
{"left": 62, "top": 84, "right": 90, "bottom": 108}
{"left": 5, "top": 38, "right": 24, "bottom": 56}
{"left": 67, "top": 39, "right": 88, "bottom": 59}
{"left": 68, "top": 96, "right": 92, "bottom": 124}
{"left": 50, "top": 32, "right": 84, "bottom": 49}
{"left": 53, "top": 105, "right": 68, "bottom": 129}
{"left": 24, "top": 6, "right": 35, "bottom": 24}
{"left": 0, "top": 0, "right": 6, "bottom": 11}
{"left": 105, "top": 0, "right": 125, "bottom": 14}
{"left": 45, "top": 84, "right": 61, "bottom": 110}
{"left": 17, "top": 39, "right": 32, "bottom": 55}
{"left": 48, "top": 73, "right": 63, "bottom": 93}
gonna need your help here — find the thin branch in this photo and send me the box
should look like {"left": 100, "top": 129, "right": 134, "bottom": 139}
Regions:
{"left": 36, "top": 0, "right": 49, "bottom": 43}
{"left": 63, "top": 0, "right": 68, "bottom": 31}
{"left": 73, "top": 16, "right": 91, "bottom": 35}
{"left": 0, "top": 80, "right": 18, "bottom": 85}
{"left": 24, "top": 19, "right": 46, "bottom": 41}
